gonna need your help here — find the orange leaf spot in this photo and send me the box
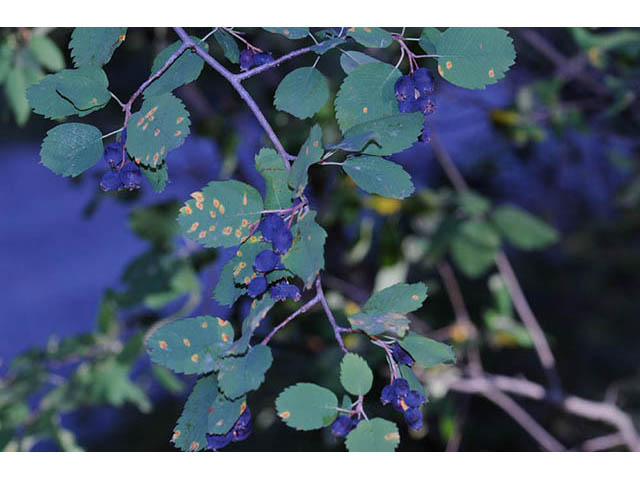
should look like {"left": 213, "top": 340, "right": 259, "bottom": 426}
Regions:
{"left": 154, "top": 128, "right": 160, "bottom": 137}
{"left": 191, "top": 354, "right": 199, "bottom": 362}
{"left": 159, "top": 340, "right": 167, "bottom": 349}
{"left": 488, "top": 69, "right": 495, "bottom": 78}
{"left": 183, "top": 338, "right": 191, "bottom": 347}
{"left": 223, "top": 226, "right": 233, "bottom": 235}
{"left": 198, "top": 230, "right": 207, "bottom": 239}
{"left": 177, "top": 117, "right": 184, "bottom": 124}
{"left": 446, "top": 61, "right": 452, "bottom": 69}
{"left": 174, "top": 130, "right": 182, "bottom": 137}
{"left": 279, "top": 411, "right": 291, "bottom": 419}
{"left": 363, "top": 107, "right": 368, "bottom": 114}
{"left": 218, "top": 318, "right": 227, "bottom": 326}
{"left": 221, "top": 333, "right": 228, "bottom": 342}
{"left": 209, "top": 210, "right": 216, "bottom": 218}
{"left": 412, "top": 295, "right": 419, "bottom": 300}
{"left": 201, "top": 321, "right": 208, "bottom": 328}
{"left": 188, "top": 222, "right": 199, "bottom": 233}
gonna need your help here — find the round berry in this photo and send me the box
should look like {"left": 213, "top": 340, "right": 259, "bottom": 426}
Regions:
{"left": 380, "top": 384, "right": 395, "bottom": 405}
{"left": 260, "top": 214, "right": 287, "bottom": 242}
{"left": 231, "top": 407, "right": 253, "bottom": 442}
{"left": 240, "top": 49, "right": 255, "bottom": 70}
{"left": 103, "top": 143, "right": 122, "bottom": 170}
{"left": 398, "top": 99, "right": 417, "bottom": 113}
{"left": 412, "top": 68, "right": 435, "bottom": 94}
{"left": 253, "top": 52, "right": 274, "bottom": 66}
{"left": 119, "top": 162, "right": 142, "bottom": 191}
{"left": 392, "top": 378, "right": 410, "bottom": 397}
{"left": 271, "top": 227, "right": 293, "bottom": 254}
{"left": 330, "top": 415, "right": 354, "bottom": 437}
{"left": 405, "top": 390, "right": 426, "bottom": 408}
{"left": 394, "top": 75, "right": 414, "bottom": 102}
{"left": 404, "top": 407, "right": 423, "bottom": 430}
{"left": 247, "top": 276, "right": 267, "bottom": 298}
{"left": 270, "top": 282, "right": 301, "bottom": 302}
{"left": 206, "top": 430, "right": 233, "bottom": 451}
{"left": 254, "top": 249, "right": 283, "bottom": 273}
{"left": 100, "top": 170, "right": 122, "bottom": 192}
{"left": 392, "top": 344, "right": 414, "bottom": 366}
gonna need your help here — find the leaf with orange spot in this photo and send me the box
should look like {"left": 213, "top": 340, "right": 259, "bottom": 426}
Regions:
{"left": 288, "top": 125, "right": 324, "bottom": 197}
{"left": 146, "top": 315, "right": 234, "bottom": 374}
{"left": 263, "top": 27, "right": 309, "bottom": 39}
{"left": 275, "top": 383, "right": 338, "bottom": 431}
{"left": 172, "top": 375, "right": 218, "bottom": 452}
{"left": 207, "top": 392, "right": 246, "bottom": 435}
{"left": 346, "top": 27, "right": 392, "bottom": 48}
{"left": 217, "top": 344, "right": 273, "bottom": 399}
{"left": 341, "top": 112, "right": 423, "bottom": 156}
{"left": 69, "top": 28, "right": 127, "bottom": 68}
{"left": 345, "top": 418, "right": 400, "bottom": 452}
{"left": 281, "top": 210, "right": 327, "bottom": 289}
{"left": 126, "top": 93, "right": 190, "bottom": 168}
{"left": 224, "top": 295, "right": 276, "bottom": 356}
{"left": 177, "top": 180, "right": 263, "bottom": 249}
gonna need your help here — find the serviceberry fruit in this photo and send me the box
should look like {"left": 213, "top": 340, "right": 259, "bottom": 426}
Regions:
{"left": 254, "top": 250, "right": 283, "bottom": 273}
{"left": 240, "top": 49, "right": 255, "bottom": 70}
{"left": 330, "top": 415, "right": 354, "bottom": 437}
{"left": 100, "top": 170, "right": 122, "bottom": 192}
{"left": 269, "top": 281, "right": 301, "bottom": 302}
{"left": 405, "top": 390, "right": 426, "bottom": 408}
{"left": 103, "top": 143, "right": 122, "bottom": 170}
{"left": 380, "top": 384, "right": 395, "bottom": 405}
{"left": 412, "top": 67, "right": 435, "bottom": 94}
{"left": 248, "top": 276, "right": 267, "bottom": 298}
{"left": 206, "top": 430, "right": 233, "bottom": 451}
{"left": 392, "top": 344, "right": 414, "bottom": 366}
{"left": 231, "top": 407, "right": 253, "bottom": 442}
{"left": 394, "top": 75, "right": 414, "bottom": 102}
{"left": 404, "top": 408, "right": 423, "bottom": 430}
{"left": 119, "top": 162, "right": 142, "bottom": 191}
{"left": 392, "top": 378, "right": 410, "bottom": 397}
{"left": 253, "top": 52, "right": 274, "bottom": 66}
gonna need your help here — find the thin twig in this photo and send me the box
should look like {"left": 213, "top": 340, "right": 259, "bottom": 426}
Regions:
{"left": 315, "top": 278, "right": 348, "bottom": 353}
{"left": 173, "top": 27, "right": 293, "bottom": 169}
{"left": 235, "top": 45, "right": 314, "bottom": 82}
{"left": 581, "top": 433, "right": 625, "bottom": 452}
{"left": 261, "top": 295, "right": 321, "bottom": 346}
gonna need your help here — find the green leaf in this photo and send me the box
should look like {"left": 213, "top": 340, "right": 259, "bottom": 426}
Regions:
{"left": 141, "top": 163, "right": 169, "bottom": 193}
{"left": 362, "top": 282, "right": 428, "bottom": 315}
{"left": 96, "top": 292, "right": 118, "bottom": 337}
{"left": 264, "top": 28, "right": 309, "bottom": 39}
{"left": 458, "top": 190, "right": 491, "bottom": 216}
{"left": 27, "top": 67, "right": 110, "bottom": 119}
{"left": 146, "top": 315, "right": 234, "bottom": 375}
{"left": 5, "top": 68, "right": 30, "bottom": 126}
{"left": 434, "top": 28, "right": 516, "bottom": 89}
{"left": 129, "top": 201, "right": 180, "bottom": 247}
{"left": 177, "top": 180, "right": 263, "bottom": 248}
{"left": 152, "top": 365, "right": 185, "bottom": 394}
{"left": 213, "top": 30, "right": 240, "bottom": 64}
{"left": 327, "top": 131, "right": 379, "bottom": 153}
{"left": 144, "top": 38, "right": 205, "bottom": 98}
{"left": 342, "top": 112, "right": 423, "bottom": 156}
{"left": 345, "top": 418, "right": 400, "bottom": 452}
{"left": 274, "top": 67, "right": 329, "bottom": 119}
{"left": 310, "top": 38, "right": 346, "bottom": 55}
{"left": 217, "top": 344, "right": 273, "bottom": 399}
{"left": 40, "top": 123, "right": 103, "bottom": 177}
{"left": 491, "top": 205, "right": 558, "bottom": 250}
{"left": 126, "top": 93, "right": 191, "bottom": 168}
{"left": 419, "top": 28, "right": 442, "bottom": 54}
{"left": 399, "top": 332, "right": 455, "bottom": 368}
{"left": 29, "top": 36, "right": 65, "bottom": 72}
{"left": 458, "top": 219, "right": 501, "bottom": 249}
{"left": 214, "top": 236, "right": 271, "bottom": 305}
{"left": 0, "top": 42, "right": 12, "bottom": 84}
{"left": 288, "top": 125, "right": 324, "bottom": 197}
{"left": 339, "top": 50, "right": 380, "bottom": 74}
{"left": 69, "top": 28, "right": 127, "bottom": 68}
{"left": 450, "top": 233, "right": 497, "bottom": 278}
{"left": 172, "top": 375, "right": 217, "bottom": 451}
{"left": 348, "top": 282, "right": 427, "bottom": 337}
{"left": 398, "top": 364, "right": 427, "bottom": 398}
{"left": 342, "top": 155, "right": 414, "bottom": 199}
{"left": 339, "top": 353, "right": 373, "bottom": 396}
{"left": 225, "top": 295, "right": 277, "bottom": 356}
{"left": 335, "top": 62, "right": 401, "bottom": 134}
{"left": 208, "top": 393, "right": 247, "bottom": 435}
{"left": 282, "top": 210, "right": 327, "bottom": 288}
{"left": 255, "top": 148, "right": 292, "bottom": 210}
{"left": 346, "top": 27, "right": 392, "bottom": 48}
{"left": 276, "top": 383, "right": 338, "bottom": 430}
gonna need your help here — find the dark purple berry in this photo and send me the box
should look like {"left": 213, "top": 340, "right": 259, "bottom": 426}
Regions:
{"left": 394, "top": 75, "right": 414, "bottom": 102}
{"left": 392, "top": 344, "right": 414, "bottom": 366}
{"left": 253, "top": 52, "right": 274, "bottom": 66}
{"left": 398, "top": 99, "right": 417, "bottom": 113}
{"left": 330, "top": 415, "right": 354, "bottom": 437}
{"left": 405, "top": 390, "right": 426, "bottom": 408}
{"left": 260, "top": 214, "right": 287, "bottom": 242}
{"left": 392, "top": 378, "right": 410, "bottom": 397}
{"left": 247, "top": 276, "right": 267, "bottom": 298}
{"left": 119, "top": 162, "right": 142, "bottom": 191}
{"left": 391, "top": 396, "right": 407, "bottom": 412}
{"left": 421, "top": 121, "right": 432, "bottom": 144}
{"left": 412, "top": 68, "right": 435, "bottom": 94}
{"left": 404, "top": 407, "right": 423, "bottom": 430}
{"left": 240, "top": 49, "right": 255, "bottom": 70}
{"left": 415, "top": 96, "right": 435, "bottom": 115}
{"left": 100, "top": 170, "right": 122, "bottom": 192}
{"left": 206, "top": 430, "right": 233, "bottom": 451}
{"left": 271, "top": 227, "right": 293, "bottom": 254}
{"left": 254, "top": 249, "right": 283, "bottom": 273}
{"left": 380, "top": 385, "right": 395, "bottom": 405}
{"left": 269, "top": 281, "right": 301, "bottom": 302}
{"left": 231, "top": 407, "right": 253, "bottom": 442}
{"left": 103, "top": 143, "right": 122, "bottom": 170}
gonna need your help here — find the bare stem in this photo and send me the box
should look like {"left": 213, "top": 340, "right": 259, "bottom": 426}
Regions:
{"left": 315, "top": 278, "right": 348, "bottom": 353}
{"left": 173, "top": 27, "right": 292, "bottom": 169}
{"left": 261, "top": 295, "right": 320, "bottom": 346}
{"left": 235, "top": 45, "right": 314, "bottom": 82}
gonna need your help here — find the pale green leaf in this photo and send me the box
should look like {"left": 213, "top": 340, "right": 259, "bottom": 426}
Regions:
{"left": 69, "top": 27, "right": 127, "bottom": 68}
{"left": 274, "top": 67, "right": 329, "bottom": 119}
{"left": 40, "top": 123, "right": 103, "bottom": 177}
{"left": 288, "top": 125, "right": 324, "bottom": 196}
{"left": 5, "top": 68, "right": 30, "bottom": 126}
{"left": 491, "top": 205, "right": 559, "bottom": 250}
{"left": 29, "top": 36, "right": 65, "bottom": 71}
{"left": 339, "top": 50, "right": 379, "bottom": 74}
{"left": 255, "top": 148, "right": 292, "bottom": 210}
{"left": 399, "top": 332, "right": 455, "bottom": 368}
{"left": 144, "top": 37, "right": 205, "bottom": 98}
{"left": 282, "top": 210, "right": 327, "bottom": 288}
{"left": 172, "top": 375, "right": 217, "bottom": 451}
{"left": 217, "top": 345, "right": 273, "bottom": 399}
{"left": 342, "top": 155, "right": 414, "bottom": 199}
{"left": 345, "top": 418, "right": 400, "bottom": 452}
{"left": 346, "top": 27, "right": 392, "bottom": 48}
{"left": 339, "top": 353, "right": 373, "bottom": 396}
{"left": 276, "top": 383, "right": 338, "bottom": 430}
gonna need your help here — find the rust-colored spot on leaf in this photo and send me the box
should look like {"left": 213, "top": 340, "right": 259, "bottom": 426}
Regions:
{"left": 241, "top": 219, "right": 249, "bottom": 227}
{"left": 188, "top": 222, "right": 199, "bottom": 233}
{"left": 191, "top": 354, "right": 199, "bottom": 362}
{"left": 488, "top": 69, "right": 495, "bottom": 78}
{"left": 236, "top": 250, "right": 243, "bottom": 257}
{"left": 183, "top": 338, "right": 191, "bottom": 347}
{"left": 180, "top": 205, "right": 192, "bottom": 215}
{"left": 154, "top": 128, "right": 160, "bottom": 137}
{"left": 412, "top": 295, "right": 419, "bottom": 300}
{"left": 172, "top": 430, "right": 181, "bottom": 441}
{"left": 177, "top": 117, "right": 184, "bottom": 124}
{"left": 119, "top": 34, "right": 126, "bottom": 42}
{"left": 213, "top": 199, "right": 220, "bottom": 208}
{"left": 201, "top": 321, "right": 208, "bottom": 328}
{"left": 208, "top": 406, "right": 214, "bottom": 414}
{"left": 159, "top": 340, "right": 168, "bottom": 349}
{"left": 363, "top": 107, "right": 368, "bottom": 114}
{"left": 223, "top": 226, "right": 233, "bottom": 235}
{"left": 280, "top": 411, "right": 291, "bottom": 419}
{"left": 438, "top": 64, "right": 444, "bottom": 76}
{"left": 216, "top": 419, "right": 224, "bottom": 426}
{"left": 219, "top": 204, "right": 225, "bottom": 214}
{"left": 174, "top": 130, "right": 182, "bottom": 137}
{"left": 218, "top": 318, "right": 227, "bottom": 326}
{"left": 313, "top": 140, "right": 319, "bottom": 147}
{"left": 384, "top": 432, "right": 400, "bottom": 441}
{"left": 198, "top": 230, "right": 207, "bottom": 239}
{"left": 221, "top": 333, "right": 228, "bottom": 342}
{"left": 190, "top": 441, "right": 199, "bottom": 450}
{"left": 209, "top": 225, "right": 216, "bottom": 231}
{"left": 364, "top": 27, "right": 372, "bottom": 33}
{"left": 240, "top": 401, "right": 247, "bottom": 413}
{"left": 446, "top": 61, "right": 453, "bottom": 69}
{"left": 235, "top": 229, "right": 242, "bottom": 238}
{"left": 142, "top": 123, "right": 149, "bottom": 131}
{"left": 209, "top": 210, "right": 216, "bottom": 218}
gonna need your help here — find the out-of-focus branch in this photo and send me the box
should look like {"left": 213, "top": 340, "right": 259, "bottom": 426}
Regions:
{"left": 316, "top": 278, "right": 348, "bottom": 353}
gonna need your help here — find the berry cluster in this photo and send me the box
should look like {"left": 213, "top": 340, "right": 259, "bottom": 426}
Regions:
{"left": 392, "top": 343, "right": 414, "bottom": 366}
{"left": 247, "top": 213, "right": 300, "bottom": 302}
{"left": 394, "top": 68, "right": 435, "bottom": 143}
{"left": 330, "top": 414, "right": 361, "bottom": 438}
{"left": 206, "top": 407, "right": 253, "bottom": 451}
{"left": 239, "top": 49, "right": 274, "bottom": 71}
{"left": 99, "top": 131, "right": 143, "bottom": 192}
{"left": 380, "top": 377, "right": 426, "bottom": 431}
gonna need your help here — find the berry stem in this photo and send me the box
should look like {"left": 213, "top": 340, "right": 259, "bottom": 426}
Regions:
{"left": 235, "top": 45, "right": 315, "bottom": 82}
{"left": 200, "top": 28, "right": 218, "bottom": 43}
{"left": 222, "top": 27, "right": 262, "bottom": 52}
{"left": 101, "top": 127, "right": 124, "bottom": 140}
